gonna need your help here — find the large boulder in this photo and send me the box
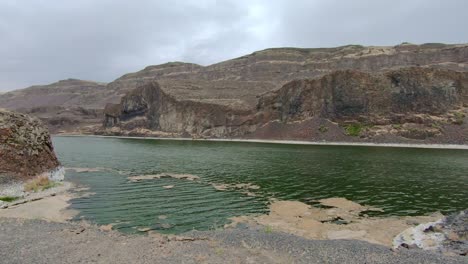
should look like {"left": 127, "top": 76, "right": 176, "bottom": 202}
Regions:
{"left": 0, "top": 109, "right": 60, "bottom": 184}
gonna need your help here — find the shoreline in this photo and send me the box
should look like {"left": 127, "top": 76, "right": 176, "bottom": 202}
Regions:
{"left": 54, "top": 134, "right": 468, "bottom": 150}
{"left": 0, "top": 181, "right": 78, "bottom": 222}
{"left": 1, "top": 181, "right": 466, "bottom": 262}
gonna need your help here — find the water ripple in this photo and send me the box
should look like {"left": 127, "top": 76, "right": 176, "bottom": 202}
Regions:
{"left": 53, "top": 137, "right": 468, "bottom": 234}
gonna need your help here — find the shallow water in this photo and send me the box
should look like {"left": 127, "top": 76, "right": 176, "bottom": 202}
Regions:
{"left": 53, "top": 136, "right": 468, "bottom": 234}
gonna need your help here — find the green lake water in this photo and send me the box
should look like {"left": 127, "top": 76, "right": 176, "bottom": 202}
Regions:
{"left": 53, "top": 136, "right": 468, "bottom": 234}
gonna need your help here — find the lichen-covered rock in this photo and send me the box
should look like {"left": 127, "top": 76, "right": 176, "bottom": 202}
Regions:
{"left": 0, "top": 109, "right": 60, "bottom": 183}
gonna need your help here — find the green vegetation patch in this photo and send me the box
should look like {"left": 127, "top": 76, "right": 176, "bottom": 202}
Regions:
{"left": 318, "top": 125, "right": 328, "bottom": 133}
{"left": 345, "top": 124, "right": 364, "bottom": 137}
{"left": 431, "top": 122, "right": 442, "bottom": 129}
{"left": 0, "top": 196, "right": 19, "bottom": 202}
{"left": 264, "top": 225, "right": 273, "bottom": 233}
{"left": 453, "top": 112, "right": 465, "bottom": 125}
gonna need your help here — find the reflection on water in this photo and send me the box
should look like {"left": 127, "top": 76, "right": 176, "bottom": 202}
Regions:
{"left": 53, "top": 136, "right": 468, "bottom": 234}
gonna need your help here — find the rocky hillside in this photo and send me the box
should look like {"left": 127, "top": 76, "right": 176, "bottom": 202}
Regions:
{"left": 0, "top": 43, "right": 467, "bottom": 143}
{"left": 101, "top": 67, "right": 467, "bottom": 144}
{"left": 0, "top": 79, "right": 108, "bottom": 134}
{"left": 0, "top": 79, "right": 108, "bottom": 110}
{"left": 0, "top": 109, "right": 60, "bottom": 183}
{"left": 107, "top": 43, "right": 468, "bottom": 110}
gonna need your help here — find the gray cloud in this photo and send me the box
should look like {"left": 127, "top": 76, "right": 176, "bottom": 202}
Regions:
{"left": 1, "top": 0, "right": 467, "bottom": 91}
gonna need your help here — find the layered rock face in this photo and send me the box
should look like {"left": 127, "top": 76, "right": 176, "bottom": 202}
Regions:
{"left": 1, "top": 43, "right": 467, "bottom": 143}
{"left": 0, "top": 79, "right": 108, "bottom": 110}
{"left": 258, "top": 67, "right": 467, "bottom": 122}
{"left": 1, "top": 43, "right": 467, "bottom": 112}
{"left": 106, "top": 43, "right": 468, "bottom": 110}
{"left": 102, "top": 67, "right": 467, "bottom": 143}
{"left": 0, "top": 110, "right": 60, "bottom": 183}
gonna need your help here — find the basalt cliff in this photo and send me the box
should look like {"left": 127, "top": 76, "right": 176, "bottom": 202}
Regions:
{"left": 0, "top": 109, "right": 60, "bottom": 184}
{"left": 0, "top": 43, "right": 467, "bottom": 143}
{"left": 101, "top": 67, "right": 467, "bottom": 143}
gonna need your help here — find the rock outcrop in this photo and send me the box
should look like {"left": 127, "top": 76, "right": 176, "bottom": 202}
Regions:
{"left": 102, "top": 67, "right": 467, "bottom": 143}
{"left": 0, "top": 109, "right": 60, "bottom": 184}
{"left": 394, "top": 210, "right": 468, "bottom": 256}
{"left": 102, "top": 82, "right": 253, "bottom": 138}
{"left": 258, "top": 67, "right": 467, "bottom": 121}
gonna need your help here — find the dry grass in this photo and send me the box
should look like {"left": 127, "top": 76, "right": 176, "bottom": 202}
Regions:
{"left": 24, "top": 175, "right": 57, "bottom": 192}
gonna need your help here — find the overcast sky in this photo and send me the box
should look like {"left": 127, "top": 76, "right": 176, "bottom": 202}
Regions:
{"left": 1, "top": 0, "right": 467, "bottom": 91}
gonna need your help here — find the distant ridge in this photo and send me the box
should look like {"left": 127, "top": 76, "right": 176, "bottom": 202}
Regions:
{"left": 0, "top": 43, "right": 466, "bottom": 143}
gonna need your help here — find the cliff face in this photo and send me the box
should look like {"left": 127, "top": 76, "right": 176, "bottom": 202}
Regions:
{"left": 258, "top": 67, "right": 467, "bottom": 121}
{"left": 102, "top": 67, "right": 467, "bottom": 143}
{"left": 0, "top": 110, "right": 60, "bottom": 183}
{"left": 103, "top": 82, "right": 253, "bottom": 138}
{"left": 249, "top": 67, "right": 467, "bottom": 143}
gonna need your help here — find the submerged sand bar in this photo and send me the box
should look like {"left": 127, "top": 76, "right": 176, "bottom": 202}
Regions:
{"left": 128, "top": 173, "right": 200, "bottom": 182}
{"left": 227, "top": 198, "right": 444, "bottom": 247}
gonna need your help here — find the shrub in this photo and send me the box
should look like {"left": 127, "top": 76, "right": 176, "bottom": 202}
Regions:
{"left": 0, "top": 196, "right": 19, "bottom": 202}
{"left": 345, "top": 124, "right": 363, "bottom": 136}
{"left": 318, "top": 125, "right": 328, "bottom": 133}
{"left": 24, "top": 175, "right": 57, "bottom": 192}
{"left": 431, "top": 122, "right": 442, "bottom": 129}
{"left": 264, "top": 225, "right": 273, "bottom": 233}
{"left": 453, "top": 112, "right": 465, "bottom": 125}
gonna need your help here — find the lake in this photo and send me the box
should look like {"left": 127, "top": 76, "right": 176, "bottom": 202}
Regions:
{"left": 53, "top": 136, "right": 468, "bottom": 234}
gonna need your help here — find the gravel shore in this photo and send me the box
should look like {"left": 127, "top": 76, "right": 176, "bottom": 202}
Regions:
{"left": 0, "top": 218, "right": 465, "bottom": 264}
